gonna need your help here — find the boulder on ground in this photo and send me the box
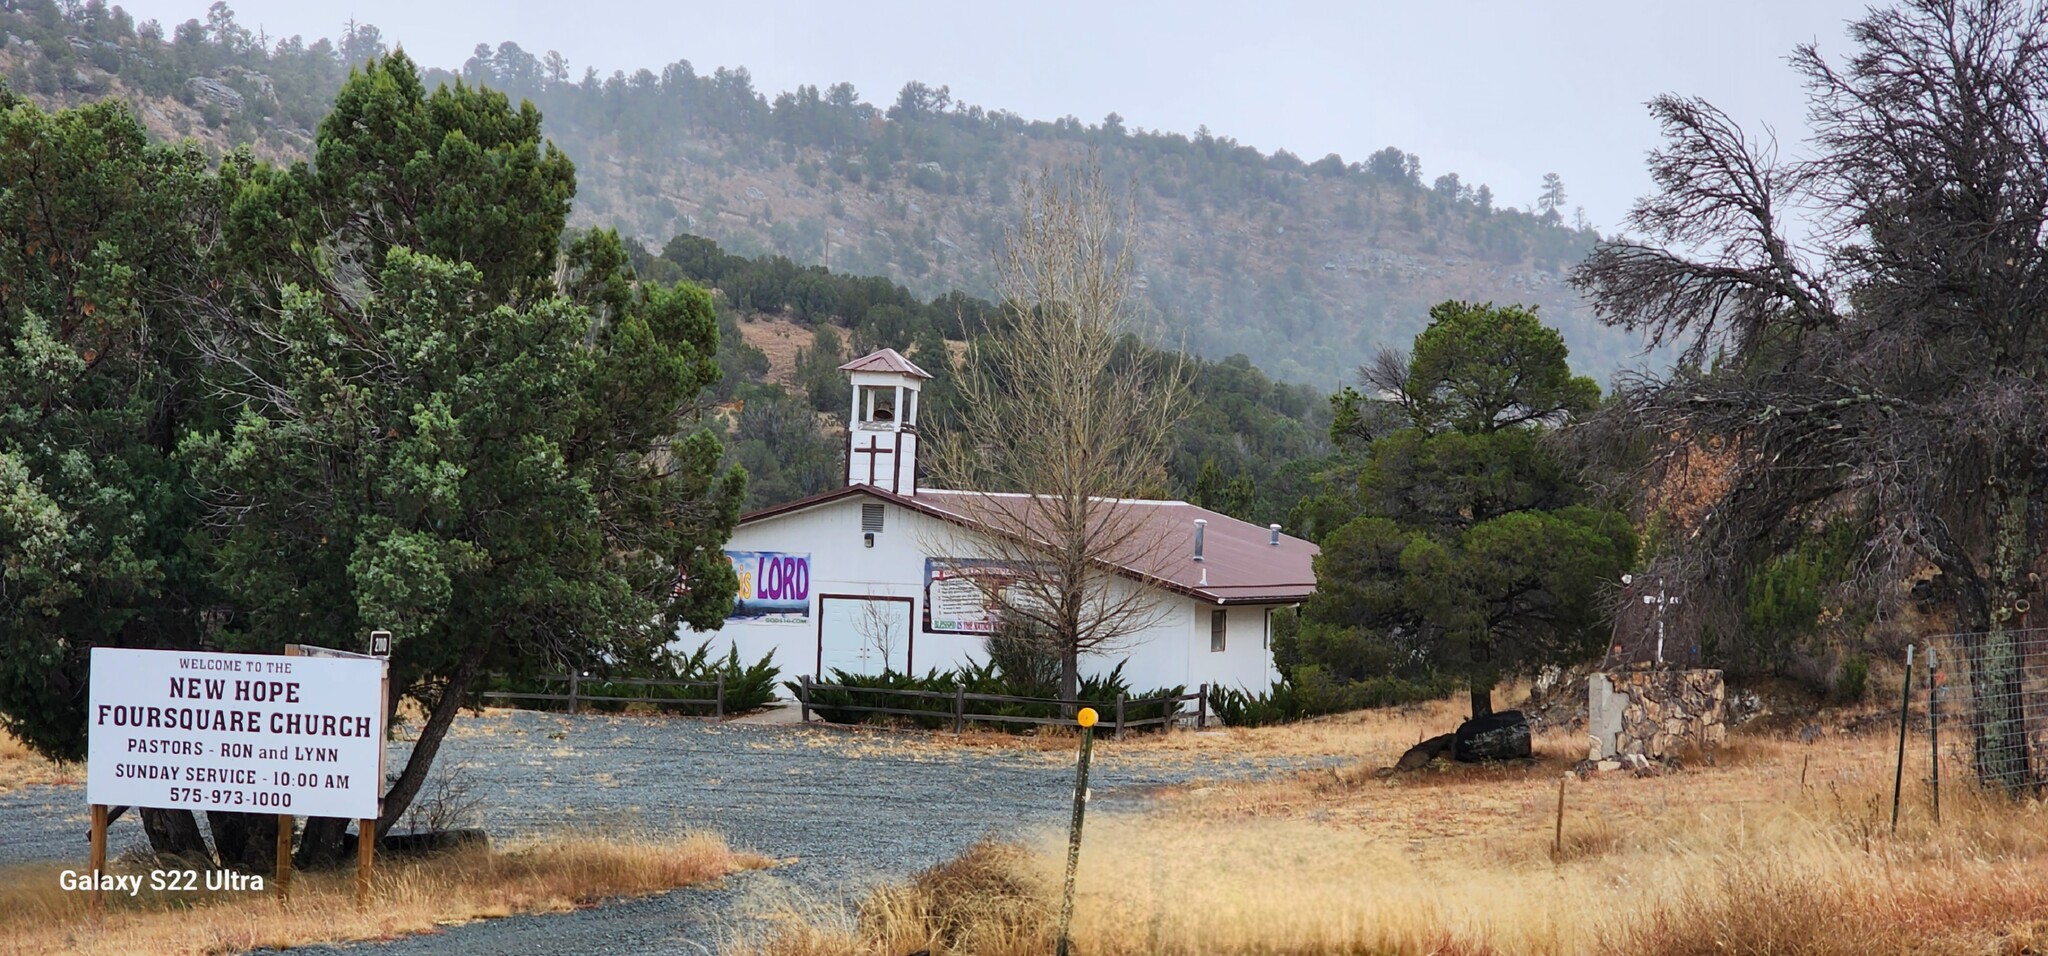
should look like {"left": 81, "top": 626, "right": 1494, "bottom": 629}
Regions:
{"left": 1454, "top": 710, "right": 1532, "bottom": 762}
{"left": 1394, "top": 732, "right": 1456, "bottom": 771}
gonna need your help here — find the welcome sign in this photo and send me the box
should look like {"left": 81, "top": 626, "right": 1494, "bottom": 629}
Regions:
{"left": 86, "top": 648, "right": 385, "bottom": 819}
{"left": 726, "top": 550, "right": 811, "bottom": 624}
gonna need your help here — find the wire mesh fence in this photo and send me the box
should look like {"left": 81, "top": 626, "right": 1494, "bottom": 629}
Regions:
{"left": 1919, "top": 627, "right": 2048, "bottom": 795}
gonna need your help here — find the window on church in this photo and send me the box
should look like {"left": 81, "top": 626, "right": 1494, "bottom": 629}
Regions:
{"left": 1210, "top": 609, "right": 1227, "bottom": 652}
{"left": 861, "top": 503, "right": 885, "bottom": 533}
{"left": 903, "top": 389, "right": 918, "bottom": 426}
{"left": 859, "top": 385, "right": 897, "bottom": 424}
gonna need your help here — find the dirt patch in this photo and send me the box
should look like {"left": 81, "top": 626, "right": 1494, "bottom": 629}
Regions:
{"left": 737, "top": 316, "right": 815, "bottom": 391}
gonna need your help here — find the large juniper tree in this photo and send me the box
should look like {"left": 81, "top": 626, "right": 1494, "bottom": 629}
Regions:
{"left": 0, "top": 56, "right": 745, "bottom": 867}
{"left": 184, "top": 53, "right": 745, "bottom": 862}
{"left": 1296, "top": 302, "right": 1632, "bottom": 720}
{"left": 0, "top": 84, "right": 222, "bottom": 859}
{"left": 1572, "top": 0, "right": 2048, "bottom": 790}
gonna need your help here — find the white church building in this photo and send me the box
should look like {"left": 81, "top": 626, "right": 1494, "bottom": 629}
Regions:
{"left": 686, "top": 348, "right": 1317, "bottom": 696}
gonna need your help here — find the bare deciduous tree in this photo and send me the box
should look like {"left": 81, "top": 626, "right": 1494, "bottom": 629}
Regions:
{"left": 1572, "top": 0, "right": 2048, "bottom": 791}
{"left": 925, "top": 160, "right": 1192, "bottom": 702}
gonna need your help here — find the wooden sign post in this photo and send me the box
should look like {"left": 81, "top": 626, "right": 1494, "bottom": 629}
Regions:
{"left": 288, "top": 640, "right": 390, "bottom": 910}
{"left": 362, "top": 630, "right": 389, "bottom": 910}
{"left": 357, "top": 818, "right": 375, "bottom": 909}
{"left": 88, "top": 803, "right": 109, "bottom": 917}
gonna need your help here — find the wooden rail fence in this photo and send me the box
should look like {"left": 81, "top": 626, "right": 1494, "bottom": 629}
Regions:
{"left": 480, "top": 672, "right": 727, "bottom": 718}
{"left": 794, "top": 676, "right": 1210, "bottom": 738}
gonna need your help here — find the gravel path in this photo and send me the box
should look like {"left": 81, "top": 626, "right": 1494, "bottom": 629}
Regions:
{"left": 0, "top": 710, "right": 1319, "bottom": 954}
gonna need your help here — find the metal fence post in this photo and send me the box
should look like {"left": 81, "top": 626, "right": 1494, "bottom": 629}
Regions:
{"left": 953, "top": 683, "right": 966, "bottom": 735}
{"left": 1892, "top": 644, "right": 1914, "bottom": 833}
{"left": 715, "top": 672, "right": 726, "bottom": 720}
{"left": 568, "top": 671, "right": 580, "bottom": 715}
{"left": 1115, "top": 694, "right": 1126, "bottom": 740}
{"left": 1055, "top": 708, "right": 1099, "bottom": 956}
{"left": 799, "top": 675, "right": 812, "bottom": 724}
{"left": 1927, "top": 646, "right": 1940, "bottom": 824}
{"left": 1197, "top": 683, "right": 1209, "bottom": 730}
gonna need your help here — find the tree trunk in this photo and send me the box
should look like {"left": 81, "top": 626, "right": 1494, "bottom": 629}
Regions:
{"left": 377, "top": 643, "right": 486, "bottom": 839}
{"left": 1470, "top": 631, "right": 1494, "bottom": 719}
{"left": 294, "top": 816, "right": 353, "bottom": 870}
{"left": 1976, "top": 490, "right": 2036, "bottom": 793}
{"left": 1059, "top": 647, "right": 1080, "bottom": 706}
{"left": 1470, "top": 684, "right": 1493, "bottom": 720}
{"left": 139, "top": 807, "right": 210, "bottom": 861}
{"left": 205, "top": 810, "right": 277, "bottom": 872}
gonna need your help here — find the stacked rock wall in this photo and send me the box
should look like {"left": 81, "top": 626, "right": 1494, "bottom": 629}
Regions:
{"left": 1586, "top": 669, "right": 1727, "bottom": 759}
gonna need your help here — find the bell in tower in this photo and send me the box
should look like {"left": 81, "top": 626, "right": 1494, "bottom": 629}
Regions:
{"left": 839, "top": 348, "right": 930, "bottom": 496}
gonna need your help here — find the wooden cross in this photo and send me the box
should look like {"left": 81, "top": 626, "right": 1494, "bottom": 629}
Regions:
{"left": 853, "top": 435, "right": 893, "bottom": 486}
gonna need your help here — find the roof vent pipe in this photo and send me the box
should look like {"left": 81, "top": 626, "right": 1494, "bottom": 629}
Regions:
{"left": 1269, "top": 523, "right": 1282, "bottom": 546}
{"left": 1193, "top": 519, "right": 1207, "bottom": 562}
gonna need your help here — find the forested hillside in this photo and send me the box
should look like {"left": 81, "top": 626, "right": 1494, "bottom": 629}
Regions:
{"left": 0, "top": 0, "right": 1658, "bottom": 385}
{"left": 630, "top": 234, "right": 1333, "bottom": 521}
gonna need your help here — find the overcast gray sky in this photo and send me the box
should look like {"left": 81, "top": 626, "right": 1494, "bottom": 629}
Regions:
{"left": 119, "top": 0, "right": 1875, "bottom": 230}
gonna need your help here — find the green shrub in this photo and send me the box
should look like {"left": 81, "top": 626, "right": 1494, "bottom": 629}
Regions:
{"left": 791, "top": 658, "right": 1185, "bottom": 733}
{"left": 479, "top": 641, "right": 780, "bottom": 716}
{"left": 983, "top": 623, "right": 1061, "bottom": 694}
{"left": 1209, "top": 665, "right": 1457, "bottom": 727}
{"left": 1834, "top": 653, "right": 1870, "bottom": 704}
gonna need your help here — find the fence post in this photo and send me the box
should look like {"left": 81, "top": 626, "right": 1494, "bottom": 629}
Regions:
{"left": 1553, "top": 774, "right": 1567, "bottom": 858}
{"left": 953, "top": 683, "right": 966, "bottom": 735}
{"left": 1055, "top": 708, "right": 1099, "bottom": 956}
{"left": 1197, "top": 683, "right": 1209, "bottom": 730}
{"left": 715, "top": 672, "right": 726, "bottom": 720}
{"left": 568, "top": 671, "right": 580, "bottom": 715}
{"left": 1115, "top": 694, "right": 1126, "bottom": 741}
{"left": 799, "top": 675, "right": 812, "bottom": 724}
{"left": 1927, "top": 646, "right": 1940, "bottom": 825}
{"left": 1892, "top": 644, "right": 1914, "bottom": 834}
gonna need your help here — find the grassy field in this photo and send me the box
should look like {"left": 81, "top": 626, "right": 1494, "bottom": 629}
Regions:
{"left": 0, "top": 833, "right": 770, "bottom": 956}
{"left": 740, "top": 696, "right": 2048, "bottom": 956}
{"left": 0, "top": 728, "right": 79, "bottom": 794}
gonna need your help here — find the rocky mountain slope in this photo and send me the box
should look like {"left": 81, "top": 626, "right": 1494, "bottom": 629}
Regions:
{"left": 1, "top": 2, "right": 1660, "bottom": 384}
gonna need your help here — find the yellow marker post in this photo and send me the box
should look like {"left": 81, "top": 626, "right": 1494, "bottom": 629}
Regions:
{"left": 1056, "top": 707, "right": 1098, "bottom": 956}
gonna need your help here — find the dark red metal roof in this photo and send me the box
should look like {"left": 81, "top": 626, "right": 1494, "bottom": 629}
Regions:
{"left": 837, "top": 348, "right": 932, "bottom": 379}
{"left": 739, "top": 485, "right": 1317, "bottom": 605}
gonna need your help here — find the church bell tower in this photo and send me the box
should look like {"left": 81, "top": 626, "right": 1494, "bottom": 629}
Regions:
{"left": 840, "top": 348, "right": 930, "bottom": 497}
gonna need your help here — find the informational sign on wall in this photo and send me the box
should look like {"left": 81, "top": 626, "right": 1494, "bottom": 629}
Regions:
{"left": 924, "top": 558, "right": 1023, "bottom": 635}
{"left": 726, "top": 550, "right": 811, "bottom": 624}
{"left": 86, "top": 648, "right": 385, "bottom": 819}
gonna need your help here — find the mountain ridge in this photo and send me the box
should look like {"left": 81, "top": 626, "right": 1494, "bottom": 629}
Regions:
{"left": 0, "top": 1, "right": 1659, "bottom": 384}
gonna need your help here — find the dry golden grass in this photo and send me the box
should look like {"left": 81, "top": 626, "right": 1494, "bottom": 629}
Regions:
{"left": 0, "top": 727, "right": 79, "bottom": 793}
{"left": 0, "top": 832, "right": 771, "bottom": 956}
{"left": 736, "top": 315, "right": 818, "bottom": 391}
{"left": 739, "top": 700, "right": 2048, "bottom": 956}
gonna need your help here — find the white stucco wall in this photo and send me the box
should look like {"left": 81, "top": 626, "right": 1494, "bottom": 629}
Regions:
{"left": 680, "top": 495, "right": 1281, "bottom": 698}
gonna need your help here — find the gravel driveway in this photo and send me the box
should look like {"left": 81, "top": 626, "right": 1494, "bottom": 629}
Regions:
{"left": 1, "top": 709, "right": 1317, "bottom": 954}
